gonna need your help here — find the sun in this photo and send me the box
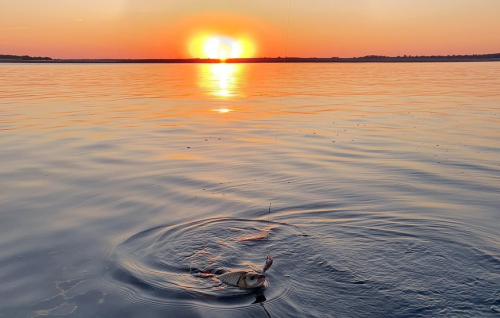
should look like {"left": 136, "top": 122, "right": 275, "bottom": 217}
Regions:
{"left": 218, "top": 48, "right": 228, "bottom": 60}
{"left": 189, "top": 34, "right": 255, "bottom": 60}
{"left": 201, "top": 36, "right": 242, "bottom": 60}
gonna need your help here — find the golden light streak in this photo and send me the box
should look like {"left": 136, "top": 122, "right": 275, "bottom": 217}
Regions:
{"left": 212, "top": 108, "right": 232, "bottom": 113}
{"left": 212, "top": 63, "right": 236, "bottom": 96}
{"left": 197, "top": 64, "right": 244, "bottom": 98}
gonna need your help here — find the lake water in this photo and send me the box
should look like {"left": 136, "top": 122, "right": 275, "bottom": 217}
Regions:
{"left": 1, "top": 62, "right": 499, "bottom": 317}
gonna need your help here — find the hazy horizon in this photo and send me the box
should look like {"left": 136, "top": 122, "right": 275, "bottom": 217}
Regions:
{"left": 3, "top": 52, "right": 500, "bottom": 61}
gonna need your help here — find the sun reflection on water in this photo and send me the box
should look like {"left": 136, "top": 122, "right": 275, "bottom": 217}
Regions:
{"left": 200, "top": 63, "right": 241, "bottom": 97}
{"left": 212, "top": 108, "right": 231, "bottom": 113}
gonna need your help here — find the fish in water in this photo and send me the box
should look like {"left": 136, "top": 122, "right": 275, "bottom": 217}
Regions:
{"left": 218, "top": 271, "right": 266, "bottom": 289}
{"left": 217, "top": 253, "right": 274, "bottom": 289}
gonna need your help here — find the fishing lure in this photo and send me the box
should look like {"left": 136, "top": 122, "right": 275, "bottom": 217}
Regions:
{"left": 262, "top": 253, "right": 273, "bottom": 273}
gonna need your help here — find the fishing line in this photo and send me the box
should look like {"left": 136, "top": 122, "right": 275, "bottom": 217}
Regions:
{"left": 267, "top": 0, "right": 292, "bottom": 244}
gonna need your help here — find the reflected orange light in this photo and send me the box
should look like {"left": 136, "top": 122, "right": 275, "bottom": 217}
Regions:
{"left": 198, "top": 63, "right": 241, "bottom": 97}
{"left": 211, "top": 63, "right": 238, "bottom": 96}
{"left": 189, "top": 34, "right": 255, "bottom": 59}
{"left": 212, "top": 108, "right": 231, "bottom": 113}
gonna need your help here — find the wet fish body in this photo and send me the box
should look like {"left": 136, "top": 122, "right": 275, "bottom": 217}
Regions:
{"left": 218, "top": 271, "right": 266, "bottom": 289}
{"left": 218, "top": 254, "right": 273, "bottom": 288}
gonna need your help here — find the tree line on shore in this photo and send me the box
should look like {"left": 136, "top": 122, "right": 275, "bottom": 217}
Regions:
{"left": 348, "top": 53, "right": 500, "bottom": 60}
{"left": 0, "top": 54, "right": 52, "bottom": 61}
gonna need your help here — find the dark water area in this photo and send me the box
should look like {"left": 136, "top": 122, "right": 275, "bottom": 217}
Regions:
{"left": 0, "top": 63, "right": 499, "bottom": 317}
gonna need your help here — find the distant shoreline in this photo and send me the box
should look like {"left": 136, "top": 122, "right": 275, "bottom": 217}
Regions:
{"left": 1, "top": 54, "right": 500, "bottom": 63}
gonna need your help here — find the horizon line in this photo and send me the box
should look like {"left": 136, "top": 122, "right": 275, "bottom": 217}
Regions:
{"left": 2, "top": 53, "right": 500, "bottom": 63}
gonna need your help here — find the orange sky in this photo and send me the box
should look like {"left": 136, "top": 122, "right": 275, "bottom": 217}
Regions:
{"left": 1, "top": 0, "right": 500, "bottom": 59}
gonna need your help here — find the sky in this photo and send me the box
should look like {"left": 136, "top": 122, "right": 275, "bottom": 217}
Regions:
{"left": 1, "top": 0, "right": 500, "bottom": 59}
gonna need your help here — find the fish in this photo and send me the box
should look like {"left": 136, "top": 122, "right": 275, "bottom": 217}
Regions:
{"left": 217, "top": 254, "right": 273, "bottom": 288}
{"left": 218, "top": 271, "right": 266, "bottom": 289}
{"left": 262, "top": 254, "right": 273, "bottom": 273}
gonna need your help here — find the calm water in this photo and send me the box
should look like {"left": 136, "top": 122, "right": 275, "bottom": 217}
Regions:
{"left": 1, "top": 62, "right": 499, "bottom": 317}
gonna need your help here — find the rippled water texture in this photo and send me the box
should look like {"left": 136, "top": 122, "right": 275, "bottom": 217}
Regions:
{"left": 1, "top": 63, "right": 499, "bottom": 317}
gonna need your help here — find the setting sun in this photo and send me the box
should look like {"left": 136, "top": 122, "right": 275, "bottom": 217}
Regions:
{"left": 189, "top": 34, "right": 255, "bottom": 59}
{"left": 218, "top": 48, "right": 228, "bottom": 60}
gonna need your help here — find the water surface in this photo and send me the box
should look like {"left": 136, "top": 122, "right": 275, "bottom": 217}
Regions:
{"left": 1, "top": 62, "right": 499, "bottom": 317}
